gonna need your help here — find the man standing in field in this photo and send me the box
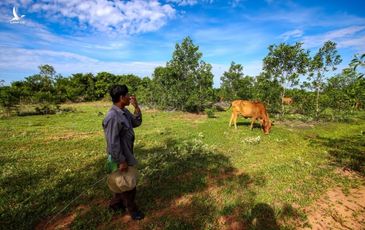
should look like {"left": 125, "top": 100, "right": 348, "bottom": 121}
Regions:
{"left": 102, "top": 84, "right": 144, "bottom": 220}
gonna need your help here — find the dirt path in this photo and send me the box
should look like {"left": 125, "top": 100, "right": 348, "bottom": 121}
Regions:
{"left": 300, "top": 185, "right": 365, "bottom": 230}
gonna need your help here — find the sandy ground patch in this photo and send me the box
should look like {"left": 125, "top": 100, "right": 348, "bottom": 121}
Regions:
{"left": 300, "top": 184, "right": 365, "bottom": 230}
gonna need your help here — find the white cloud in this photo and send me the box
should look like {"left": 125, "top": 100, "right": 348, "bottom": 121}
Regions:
{"left": 0, "top": 47, "right": 164, "bottom": 78}
{"left": 279, "top": 29, "right": 303, "bottom": 41}
{"left": 27, "top": 0, "right": 175, "bottom": 34}
{"left": 325, "top": 26, "right": 365, "bottom": 40}
{"left": 243, "top": 60, "right": 263, "bottom": 77}
{"left": 1, "top": 16, "right": 133, "bottom": 58}
{"left": 0, "top": 45, "right": 263, "bottom": 87}
{"left": 167, "top": 0, "right": 216, "bottom": 6}
{"left": 210, "top": 60, "right": 263, "bottom": 87}
{"left": 339, "top": 35, "right": 365, "bottom": 51}
{"left": 168, "top": 0, "right": 198, "bottom": 6}
{"left": 246, "top": 6, "right": 320, "bottom": 26}
{"left": 302, "top": 26, "right": 365, "bottom": 51}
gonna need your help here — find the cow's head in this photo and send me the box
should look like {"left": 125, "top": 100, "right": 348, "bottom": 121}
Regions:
{"left": 263, "top": 120, "right": 272, "bottom": 134}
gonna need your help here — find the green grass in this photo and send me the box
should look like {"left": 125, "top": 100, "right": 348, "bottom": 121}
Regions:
{"left": 0, "top": 102, "right": 364, "bottom": 229}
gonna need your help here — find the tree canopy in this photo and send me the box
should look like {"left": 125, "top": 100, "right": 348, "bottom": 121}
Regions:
{"left": 1, "top": 39, "right": 364, "bottom": 118}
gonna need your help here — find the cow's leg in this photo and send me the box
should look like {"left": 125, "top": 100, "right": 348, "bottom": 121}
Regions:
{"left": 234, "top": 112, "right": 238, "bottom": 129}
{"left": 229, "top": 112, "right": 234, "bottom": 127}
{"left": 250, "top": 117, "right": 256, "bottom": 130}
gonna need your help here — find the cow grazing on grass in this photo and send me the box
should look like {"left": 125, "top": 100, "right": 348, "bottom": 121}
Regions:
{"left": 282, "top": 97, "right": 293, "bottom": 105}
{"left": 229, "top": 100, "right": 272, "bottom": 134}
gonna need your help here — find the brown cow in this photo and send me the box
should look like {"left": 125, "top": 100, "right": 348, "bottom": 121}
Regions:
{"left": 282, "top": 97, "right": 293, "bottom": 105}
{"left": 229, "top": 100, "right": 272, "bottom": 134}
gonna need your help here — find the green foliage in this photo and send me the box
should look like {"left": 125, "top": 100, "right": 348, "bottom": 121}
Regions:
{"left": 350, "top": 53, "right": 365, "bottom": 78}
{"left": 136, "top": 77, "right": 155, "bottom": 107}
{"left": 220, "top": 61, "right": 254, "bottom": 101}
{"left": 94, "top": 72, "right": 116, "bottom": 99}
{"left": 0, "top": 86, "right": 20, "bottom": 115}
{"left": 252, "top": 72, "right": 282, "bottom": 112}
{"left": 263, "top": 42, "right": 309, "bottom": 116}
{"left": 54, "top": 75, "right": 70, "bottom": 103}
{"left": 23, "top": 74, "right": 55, "bottom": 103}
{"left": 67, "top": 73, "right": 96, "bottom": 102}
{"left": 1, "top": 65, "right": 154, "bottom": 115}
{"left": 152, "top": 37, "right": 214, "bottom": 112}
{"left": 307, "top": 41, "right": 342, "bottom": 119}
{"left": 39, "top": 64, "right": 56, "bottom": 79}
{"left": 287, "top": 88, "right": 316, "bottom": 116}
{"left": 205, "top": 108, "right": 216, "bottom": 118}
{"left": 322, "top": 68, "right": 365, "bottom": 112}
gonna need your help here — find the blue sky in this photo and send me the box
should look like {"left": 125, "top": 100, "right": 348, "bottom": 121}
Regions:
{"left": 0, "top": 0, "right": 364, "bottom": 87}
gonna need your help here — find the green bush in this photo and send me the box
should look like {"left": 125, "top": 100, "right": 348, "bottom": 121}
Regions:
{"left": 205, "top": 108, "right": 216, "bottom": 118}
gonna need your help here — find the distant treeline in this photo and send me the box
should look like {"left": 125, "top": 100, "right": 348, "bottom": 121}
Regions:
{"left": 0, "top": 37, "right": 364, "bottom": 118}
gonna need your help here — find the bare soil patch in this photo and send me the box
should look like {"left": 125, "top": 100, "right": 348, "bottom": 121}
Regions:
{"left": 36, "top": 205, "right": 90, "bottom": 230}
{"left": 276, "top": 120, "right": 319, "bottom": 129}
{"left": 300, "top": 184, "right": 365, "bottom": 230}
{"left": 45, "top": 131, "right": 100, "bottom": 142}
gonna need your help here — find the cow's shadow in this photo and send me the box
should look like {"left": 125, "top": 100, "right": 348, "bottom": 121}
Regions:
{"left": 235, "top": 121, "right": 263, "bottom": 129}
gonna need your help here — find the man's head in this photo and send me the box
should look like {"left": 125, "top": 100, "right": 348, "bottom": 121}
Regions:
{"left": 110, "top": 84, "right": 130, "bottom": 106}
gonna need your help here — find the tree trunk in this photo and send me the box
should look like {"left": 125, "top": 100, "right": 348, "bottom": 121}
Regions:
{"left": 315, "top": 85, "right": 320, "bottom": 120}
{"left": 281, "top": 86, "right": 286, "bottom": 117}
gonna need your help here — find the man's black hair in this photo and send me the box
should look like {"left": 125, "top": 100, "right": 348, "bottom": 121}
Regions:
{"left": 110, "top": 84, "right": 128, "bottom": 103}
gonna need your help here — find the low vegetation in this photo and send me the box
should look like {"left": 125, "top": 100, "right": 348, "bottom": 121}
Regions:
{"left": 0, "top": 102, "right": 364, "bottom": 229}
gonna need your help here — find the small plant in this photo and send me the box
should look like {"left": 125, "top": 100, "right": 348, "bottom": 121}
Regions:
{"left": 242, "top": 136, "right": 261, "bottom": 144}
{"left": 205, "top": 108, "right": 216, "bottom": 118}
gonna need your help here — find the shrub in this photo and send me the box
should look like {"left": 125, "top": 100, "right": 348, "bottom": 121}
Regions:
{"left": 205, "top": 108, "right": 216, "bottom": 118}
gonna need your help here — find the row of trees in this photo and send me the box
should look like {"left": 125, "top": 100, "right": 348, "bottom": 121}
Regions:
{"left": 0, "top": 37, "right": 364, "bottom": 118}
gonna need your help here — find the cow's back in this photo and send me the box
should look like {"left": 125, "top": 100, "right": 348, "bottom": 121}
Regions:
{"left": 232, "top": 100, "right": 264, "bottom": 117}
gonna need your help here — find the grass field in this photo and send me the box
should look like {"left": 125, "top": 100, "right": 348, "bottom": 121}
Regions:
{"left": 0, "top": 102, "right": 364, "bottom": 230}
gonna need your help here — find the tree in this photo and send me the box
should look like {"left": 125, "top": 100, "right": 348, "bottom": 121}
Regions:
{"left": 350, "top": 53, "right": 365, "bottom": 78}
{"left": 307, "top": 41, "right": 342, "bottom": 118}
{"left": 341, "top": 65, "right": 365, "bottom": 110}
{"left": 0, "top": 86, "right": 20, "bottom": 116}
{"left": 68, "top": 73, "right": 96, "bottom": 101}
{"left": 252, "top": 72, "right": 282, "bottom": 112}
{"left": 167, "top": 36, "right": 202, "bottom": 111}
{"left": 95, "top": 72, "right": 116, "bottom": 99}
{"left": 190, "top": 61, "right": 214, "bottom": 112}
{"left": 136, "top": 77, "right": 154, "bottom": 107}
{"left": 115, "top": 74, "right": 143, "bottom": 95}
{"left": 220, "top": 62, "right": 254, "bottom": 101}
{"left": 153, "top": 37, "right": 214, "bottom": 112}
{"left": 39, "top": 64, "right": 56, "bottom": 78}
{"left": 263, "top": 42, "right": 309, "bottom": 116}
{"left": 54, "top": 75, "right": 71, "bottom": 103}
{"left": 152, "top": 66, "right": 177, "bottom": 109}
